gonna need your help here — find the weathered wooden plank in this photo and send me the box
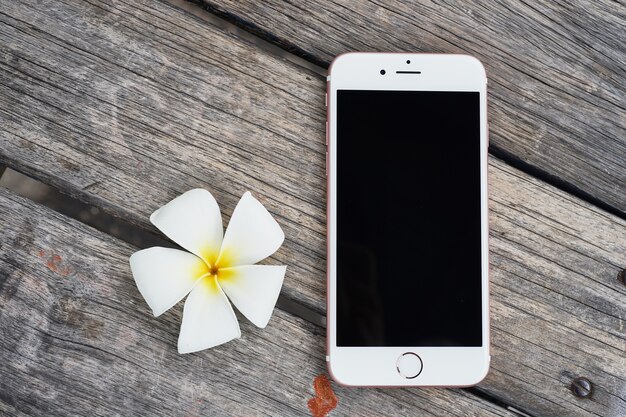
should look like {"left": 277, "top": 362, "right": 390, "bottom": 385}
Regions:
{"left": 0, "top": 188, "right": 515, "bottom": 416}
{"left": 0, "top": 0, "right": 625, "bottom": 415}
{"left": 487, "top": 161, "right": 626, "bottom": 416}
{"left": 0, "top": 0, "right": 328, "bottom": 314}
{"left": 199, "top": 0, "right": 626, "bottom": 216}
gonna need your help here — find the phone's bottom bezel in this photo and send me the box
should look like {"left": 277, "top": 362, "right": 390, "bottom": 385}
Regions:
{"left": 328, "top": 346, "right": 490, "bottom": 387}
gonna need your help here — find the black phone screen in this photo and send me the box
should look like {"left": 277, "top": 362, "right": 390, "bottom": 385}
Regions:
{"left": 336, "top": 90, "right": 483, "bottom": 347}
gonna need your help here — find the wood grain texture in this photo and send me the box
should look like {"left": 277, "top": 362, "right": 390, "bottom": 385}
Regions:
{"left": 0, "top": 0, "right": 625, "bottom": 415}
{"left": 0, "top": 0, "right": 329, "bottom": 314}
{"left": 487, "top": 161, "right": 626, "bottom": 416}
{"left": 199, "top": 0, "right": 626, "bottom": 217}
{"left": 0, "top": 188, "right": 515, "bottom": 417}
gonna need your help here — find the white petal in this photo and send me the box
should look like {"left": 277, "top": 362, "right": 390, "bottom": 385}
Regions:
{"left": 129, "top": 247, "right": 209, "bottom": 317}
{"left": 150, "top": 189, "right": 223, "bottom": 266}
{"left": 218, "top": 265, "right": 286, "bottom": 328}
{"left": 178, "top": 275, "right": 241, "bottom": 354}
{"left": 217, "top": 192, "right": 285, "bottom": 267}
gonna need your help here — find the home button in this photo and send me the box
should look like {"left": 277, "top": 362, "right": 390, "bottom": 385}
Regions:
{"left": 396, "top": 353, "right": 423, "bottom": 379}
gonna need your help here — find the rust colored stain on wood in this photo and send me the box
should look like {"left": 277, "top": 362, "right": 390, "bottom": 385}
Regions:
{"left": 38, "top": 249, "right": 73, "bottom": 277}
{"left": 307, "top": 374, "right": 337, "bottom": 417}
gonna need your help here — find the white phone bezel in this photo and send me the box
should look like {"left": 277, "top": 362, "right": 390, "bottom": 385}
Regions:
{"left": 326, "top": 53, "right": 490, "bottom": 387}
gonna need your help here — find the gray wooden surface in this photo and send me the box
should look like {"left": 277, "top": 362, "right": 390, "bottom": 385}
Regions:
{"left": 1, "top": 0, "right": 327, "bottom": 313}
{"left": 0, "top": 0, "right": 625, "bottom": 416}
{"left": 0, "top": 188, "right": 517, "bottom": 417}
{"left": 199, "top": 0, "right": 626, "bottom": 217}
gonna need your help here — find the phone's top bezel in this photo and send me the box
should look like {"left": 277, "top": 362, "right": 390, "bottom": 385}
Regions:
{"left": 326, "top": 53, "right": 490, "bottom": 387}
{"left": 328, "top": 53, "right": 487, "bottom": 91}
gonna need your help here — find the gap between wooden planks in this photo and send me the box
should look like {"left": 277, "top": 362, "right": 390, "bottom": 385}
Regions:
{"left": 0, "top": 0, "right": 625, "bottom": 415}
{"left": 0, "top": 188, "right": 516, "bottom": 416}
{"left": 197, "top": 0, "right": 626, "bottom": 218}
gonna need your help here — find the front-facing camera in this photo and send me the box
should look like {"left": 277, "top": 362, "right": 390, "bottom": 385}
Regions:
{"left": 380, "top": 69, "right": 386, "bottom": 75}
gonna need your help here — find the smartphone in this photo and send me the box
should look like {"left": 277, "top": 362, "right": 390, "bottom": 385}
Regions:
{"left": 326, "top": 53, "right": 489, "bottom": 387}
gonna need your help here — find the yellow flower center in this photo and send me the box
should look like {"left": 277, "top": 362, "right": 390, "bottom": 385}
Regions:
{"left": 196, "top": 247, "right": 236, "bottom": 292}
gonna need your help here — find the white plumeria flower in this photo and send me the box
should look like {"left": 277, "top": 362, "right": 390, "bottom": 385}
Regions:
{"left": 129, "top": 189, "right": 286, "bottom": 354}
